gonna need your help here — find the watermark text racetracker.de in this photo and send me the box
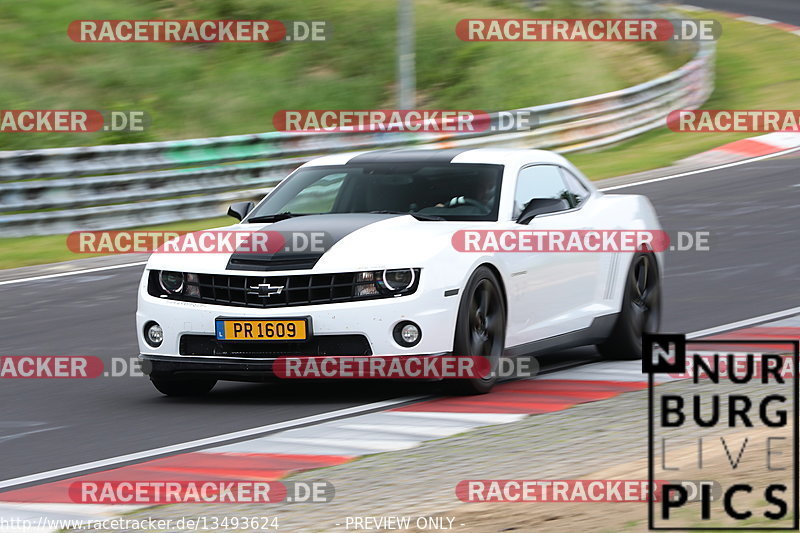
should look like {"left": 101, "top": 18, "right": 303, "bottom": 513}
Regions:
{"left": 456, "top": 18, "right": 721, "bottom": 41}
{"left": 0, "top": 356, "right": 142, "bottom": 378}
{"left": 70, "top": 480, "right": 333, "bottom": 504}
{"left": 668, "top": 110, "right": 800, "bottom": 132}
{"left": 456, "top": 479, "right": 722, "bottom": 502}
{"left": 273, "top": 109, "right": 537, "bottom": 133}
{"left": 273, "top": 355, "right": 539, "bottom": 380}
{"left": 66, "top": 230, "right": 328, "bottom": 254}
{"left": 69, "top": 20, "right": 330, "bottom": 42}
{"left": 1, "top": 110, "right": 148, "bottom": 132}
{"left": 451, "top": 230, "right": 711, "bottom": 253}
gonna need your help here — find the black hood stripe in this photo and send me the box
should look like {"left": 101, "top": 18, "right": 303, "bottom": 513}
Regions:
{"left": 227, "top": 213, "right": 401, "bottom": 271}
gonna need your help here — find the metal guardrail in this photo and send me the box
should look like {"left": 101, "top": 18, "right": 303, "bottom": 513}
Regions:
{"left": 0, "top": 4, "right": 715, "bottom": 237}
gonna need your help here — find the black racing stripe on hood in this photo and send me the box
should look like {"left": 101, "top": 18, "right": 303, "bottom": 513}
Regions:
{"left": 347, "top": 149, "right": 471, "bottom": 165}
{"left": 226, "top": 213, "right": 402, "bottom": 271}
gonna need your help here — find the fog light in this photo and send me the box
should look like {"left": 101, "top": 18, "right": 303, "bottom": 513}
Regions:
{"left": 394, "top": 321, "right": 421, "bottom": 347}
{"left": 145, "top": 321, "right": 163, "bottom": 347}
{"left": 401, "top": 324, "right": 419, "bottom": 343}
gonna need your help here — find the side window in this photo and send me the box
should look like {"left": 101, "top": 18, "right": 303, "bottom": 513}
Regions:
{"left": 560, "top": 168, "right": 590, "bottom": 207}
{"left": 513, "top": 165, "right": 570, "bottom": 219}
{"left": 281, "top": 172, "right": 346, "bottom": 213}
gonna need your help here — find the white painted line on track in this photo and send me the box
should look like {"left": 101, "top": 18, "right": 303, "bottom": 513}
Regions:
{"left": 0, "top": 396, "right": 424, "bottom": 491}
{"left": 598, "top": 145, "right": 800, "bottom": 192}
{"left": 687, "top": 306, "right": 800, "bottom": 339}
{"left": 0, "top": 262, "right": 148, "bottom": 287}
{"left": 676, "top": 4, "right": 709, "bottom": 12}
{"left": 737, "top": 15, "right": 777, "bottom": 25}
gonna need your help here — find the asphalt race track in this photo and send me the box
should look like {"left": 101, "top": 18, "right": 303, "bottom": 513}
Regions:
{"left": 674, "top": 0, "right": 800, "bottom": 26}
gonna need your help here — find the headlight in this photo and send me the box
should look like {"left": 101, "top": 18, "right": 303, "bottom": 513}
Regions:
{"left": 354, "top": 268, "right": 419, "bottom": 297}
{"left": 159, "top": 271, "right": 184, "bottom": 293}
{"left": 380, "top": 268, "right": 415, "bottom": 292}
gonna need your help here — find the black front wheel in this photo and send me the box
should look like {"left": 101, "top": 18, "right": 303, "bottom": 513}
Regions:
{"left": 445, "top": 266, "right": 506, "bottom": 395}
{"left": 597, "top": 252, "right": 661, "bottom": 360}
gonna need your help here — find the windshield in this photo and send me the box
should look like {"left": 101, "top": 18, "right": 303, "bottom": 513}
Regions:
{"left": 246, "top": 163, "right": 504, "bottom": 222}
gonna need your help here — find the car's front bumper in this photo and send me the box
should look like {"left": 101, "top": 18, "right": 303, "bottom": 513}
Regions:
{"left": 136, "top": 269, "right": 460, "bottom": 377}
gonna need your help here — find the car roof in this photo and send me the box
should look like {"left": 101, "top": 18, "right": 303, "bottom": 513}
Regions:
{"left": 300, "top": 148, "right": 571, "bottom": 169}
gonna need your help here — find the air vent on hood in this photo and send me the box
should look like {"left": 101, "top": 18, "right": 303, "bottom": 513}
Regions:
{"left": 226, "top": 253, "right": 322, "bottom": 271}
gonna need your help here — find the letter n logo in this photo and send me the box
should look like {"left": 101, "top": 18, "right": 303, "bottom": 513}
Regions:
{"left": 643, "top": 333, "right": 686, "bottom": 374}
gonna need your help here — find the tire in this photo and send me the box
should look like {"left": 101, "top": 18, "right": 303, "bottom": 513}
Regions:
{"left": 445, "top": 266, "right": 506, "bottom": 395}
{"left": 597, "top": 252, "right": 661, "bottom": 360}
{"left": 150, "top": 376, "right": 217, "bottom": 397}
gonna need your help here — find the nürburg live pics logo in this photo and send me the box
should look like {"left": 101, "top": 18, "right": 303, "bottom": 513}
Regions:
{"left": 644, "top": 333, "right": 799, "bottom": 530}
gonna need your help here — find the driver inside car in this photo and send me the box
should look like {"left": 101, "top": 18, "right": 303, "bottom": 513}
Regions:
{"left": 434, "top": 179, "right": 496, "bottom": 211}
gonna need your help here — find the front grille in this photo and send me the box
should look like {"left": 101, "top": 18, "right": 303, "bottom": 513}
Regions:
{"left": 148, "top": 270, "right": 419, "bottom": 309}
{"left": 180, "top": 334, "right": 372, "bottom": 357}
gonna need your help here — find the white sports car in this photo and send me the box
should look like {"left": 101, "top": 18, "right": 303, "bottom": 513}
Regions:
{"left": 137, "top": 148, "right": 663, "bottom": 396}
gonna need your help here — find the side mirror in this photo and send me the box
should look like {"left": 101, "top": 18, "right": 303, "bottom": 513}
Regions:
{"left": 227, "top": 201, "right": 254, "bottom": 221}
{"left": 516, "top": 198, "right": 570, "bottom": 224}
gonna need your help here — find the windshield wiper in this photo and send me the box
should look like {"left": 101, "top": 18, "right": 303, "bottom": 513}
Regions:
{"left": 246, "top": 212, "right": 313, "bottom": 223}
{"left": 368, "top": 210, "right": 444, "bottom": 221}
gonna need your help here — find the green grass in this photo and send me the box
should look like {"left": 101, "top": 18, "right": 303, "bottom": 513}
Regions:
{"left": 0, "top": 217, "right": 231, "bottom": 270}
{"left": 569, "top": 11, "right": 800, "bottom": 180}
{"left": 0, "top": 0, "right": 681, "bottom": 149}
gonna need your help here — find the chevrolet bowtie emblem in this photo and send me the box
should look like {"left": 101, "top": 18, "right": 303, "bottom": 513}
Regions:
{"left": 247, "top": 283, "right": 284, "bottom": 297}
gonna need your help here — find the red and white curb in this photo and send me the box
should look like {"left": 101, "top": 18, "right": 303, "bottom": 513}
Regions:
{"left": 678, "top": 4, "right": 800, "bottom": 159}
{"left": 1, "top": 317, "right": 797, "bottom": 532}
{"left": 707, "top": 130, "right": 800, "bottom": 159}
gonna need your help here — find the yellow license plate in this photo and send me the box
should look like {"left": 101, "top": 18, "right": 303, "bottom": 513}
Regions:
{"left": 215, "top": 318, "right": 308, "bottom": 341}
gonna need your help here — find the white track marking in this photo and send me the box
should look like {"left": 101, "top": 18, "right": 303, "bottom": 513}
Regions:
{"left": 0, "top": 397, "right": 423, "bottom": 490}
{"left": 687, "top": 306, "right": 800, "bottom": 338}
{"left": 0, "top": 426, "right": 64, "bottom": 445}
{"left": 676, "top": 4, "right": 710, "bottom": 12}
{"left": 0, "top": 262, "right": 147, "bottom": 287}
{"left": 737, "top": 16, "right": 777, "bottom": 25}
{"left": 599, "top": 145, "right": 800, "bottom": 192}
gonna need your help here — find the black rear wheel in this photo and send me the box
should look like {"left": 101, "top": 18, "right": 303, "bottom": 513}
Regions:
{"left": 445, "top": 266, "right": 506, "bottom": 395}
{"left": 597, "top": 252, "right": 661, "bottom": 360}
